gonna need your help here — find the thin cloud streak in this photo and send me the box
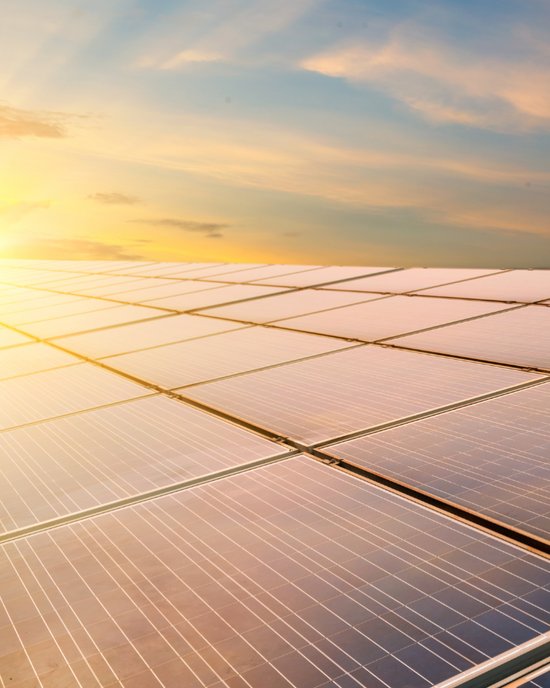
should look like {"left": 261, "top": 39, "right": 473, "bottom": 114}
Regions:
{"left": 87, "top": 192, "right": 143, "bottom": 205}
{"left": 129, "top": 217, "right": 228, "bottom": 238}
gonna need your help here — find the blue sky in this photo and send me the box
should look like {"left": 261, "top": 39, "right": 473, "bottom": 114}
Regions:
{"left": 1, "top": 0, "right": 549, "bottom": 266}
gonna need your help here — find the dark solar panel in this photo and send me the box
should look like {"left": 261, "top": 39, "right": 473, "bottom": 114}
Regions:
{"left": 2, "top": 457, "right": 550, "bottom": 688}
{"left": 325, "top": 381, "right": 550, "bottom": 544}
{"left": 523, "top": 668, "right": 550, "bottom": 687}
{"left": 184, "top": 346, "right": 540, "bottom": 444}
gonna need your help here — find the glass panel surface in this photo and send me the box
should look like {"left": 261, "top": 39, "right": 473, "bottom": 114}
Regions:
{"left": 2, "top": 457, "right": 550, "bottom": 688}
{"left": 275, "top": 296, "right": 509, "bottom": 341}
{"left": 200, "top": 289, "right": 383, "bottom": 324}
{"left": 145, "top": 284, "right": 289, "bottom": 312}
{"left": 328, "top": 382, "right": 550, "bottom": 543}
{"left": 0, "top": 396, "right": 287, "bottom": 532}
{"left": 54, "top": 314, "right": 247, "bottom": 358}
{"left": 256, "top": 265, "right": 395, "bottom": 287}
{"left": 393, "top": 306, "right": 550, "bottom": 371}
{"left": 104, "top": 326, "right": 356, "bottom": 388}
{"left": 0, "top": 343, "right": 79, "bottom": 381}
{"left": 0, "top": 363, "right": 152, "bottom": 430}
{"left": 2, "top": 300, "right": 120, "bottom": 327}
{"left": 205, "top": 264, "right": 323, "bottom": 283}
{"left": 324, "top": 268, "right": 501, "bottom": 294}
{"left": 521, "top": 668, "right": 550, "bottom": 687}
{"left": 0, "top": 328, "right": 34, "bottom": 349}
{"left": 18, "top": 305, "right": 168, "bottom": 339}
{"left": 162, "top": 262, "right": 267, "bottom": 279}
{"left": 417, "top": 270, "right": 550, "bottom": 303}
{"left": 108, "top": 280, "right": 229, "bottom": 303}
{"left": 184, "top": 346, "right": 539, "bottom": 444}
{"left": 0, "top": 293, "right": 84, "bottom": 315}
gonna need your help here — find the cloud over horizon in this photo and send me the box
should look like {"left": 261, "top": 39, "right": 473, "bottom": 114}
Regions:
{"left": 0, "top": 103, "right": 86, "bottom": 140}
{"left": 87, "top": 192, "right": 143, "bottom": 205}
{"left": 129, "top": 218, "right": 228, "bottom": 238}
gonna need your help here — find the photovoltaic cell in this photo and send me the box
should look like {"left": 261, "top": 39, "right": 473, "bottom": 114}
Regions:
{"left": 1, "top": 457, "right": 550, "bottom": 688}
{"left": 145, "top": 284, "right": 289, "bottom": 312}
{"left": 16, "top": 305, "right": 169, "bottom": 339}
{"left": 521, "top": 668, "right": 550, "bottom": 687}
{"left": 274, "top": 296, "right": 509, "bottom": 341}
{"left": 0, "top": 343, "right": 79, "bottom": 381}
{"left": 0, "top": 363, "right": 152, "bottom": 431}
{"left": 53, "top": 314, "right": 247, "bottom": 359}
{"left": 203, "top": 264, "right": 323, "bottom": 283}
{"left": 0, "top": 395, "right": 288, "bottom": 533}
{"left": 323, "top": 268, "right": 501, "bottom": 294}
{"left": 0, "top": 327, "right": 34, "bottom": 349}
{"left": 416, "top": 270, "right": 550, "bottom": 303}
{"left": 104, "top": 280, "right": 231, "bottom": 303}
{"left": 254, "top": 265, "right": 395, "bottom": 287}
{"left": 0, "top": 299, "right": 120, "bottom": 327}
{"left": 0, "top": 293, "right": 84, "bottom": 315}
{"left": 160, "top": 263, "right": 267, "bottom": 279}
{"left": 327, "top": 382, "right": 550, "bottom": 543}
{"left": 103, "top": 326, "right": 356, "bottom": 388}
{"left": 200, "top": 289, "right": 384, "bottom": 324}
{"left": 392, "top": 306, "right": 550, "bottom": 371}
{"left": 184, "top": 346, "right": 539, "bottom": 444}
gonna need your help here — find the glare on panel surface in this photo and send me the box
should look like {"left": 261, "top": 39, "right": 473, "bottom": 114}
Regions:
{"left": 161, "top": 262, "right": 267, "bottom": 279}
{"left": 1, "top": 299, "right": 120, "bottom": 327}
{"left": 0, "top": 327, "right": 34, "bottom": 349}
{"left": 0, "top": 342, "right": 79, "bottom": 381}
{"left": 199, "top": 288, "right": 384, "bottom": 323}
{"left": 393, "top": 305, "right": 550, "bottom": 371}
{"left": 0, "top": 363, "right": 152, "bottom": 431}
{"left": 2, "top": 457, "right": 550, "bottom": 688}
{"left": 255, "top": 265, "right": 396, "bottom": 287}
{"left": 103, "top": 326, "right": 356, "bottom": 388}
{"left": 323, "top": 268, "right": 501, "bottom": 294}
{"left": 203, "top": 263, "right": 323, "bottom": 283}
{"left": 184, "top": 346, "right": 539, "bottom": 444}
{"left": 18, "top": 305, "right": 170, "bottom": 339}
{"left": 145, "top": 283, "right": 289, "bottom": 311}
{"left": 0, "top": 395, "right": 287, "bottom": 532}
{"left": 327, "top": 381, "right": 550, "bottom": 543}
{"left": 274, "top": 295, "right": 510, "bottom": 341}
{"left": 53, "top": 314, "right": 247, "bottom": 358}
{"left": 0, "top": 293, "right": 84, "bottom": 315}
{"left": 417, "top": 270, "right": 550, "bottom": 303}
{"left": 106, "top": 279, "right": 230, "bottom": 303}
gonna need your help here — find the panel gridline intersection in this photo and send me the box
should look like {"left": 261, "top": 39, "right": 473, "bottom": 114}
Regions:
{"left": 0, "top": 261, "right": 549, "bottom": 688}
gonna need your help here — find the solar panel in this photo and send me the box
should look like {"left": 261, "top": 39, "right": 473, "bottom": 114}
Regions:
{"left": 54, "top": 314, "right": 247, "bottom": 359}
{"left": 325, "top": 381, "right": 550, "bottom": 544}
{"left": 0, "top": 327, "right": 34, "bottom": 350}
{"left": 17, "top": 305, "right": 170, "bottom": 339}
{"left": 104, "top": 280, "right": 232, "bottom": 304}
{"left": 522, "top": 668, "right": 550, "bottom": 687}
{"left": 323, "top": 268, "right": 501, "bottom": 294}
{"left": 102, "top": 326, "right": 357, "bottom": 389}
{"left": 392, "top": 305, "right": 550, "bottom": 371}
{"left": 416, "top": 270, "right": 550, "bottom": 303}
{"left": 0, "top": 364, "right": 153, "bottom": 431}
{"left": 273, "top": 296, "right": 510, "bottom": 342}
{"left": 0, "top": 343, "right": 79, "bottom": 381}
{"left": 1, "top": 259, "right": 550, "bottom": 688}
{"left": 2, "top": 457, "right": 550, "bottom": 688}
{"left": 1, "top": 299, "right": 121, "bottom": 327}
{"left": 0, "top": 395, "right": 288, "bottom": 533}
{"left": 254, "top": 265, "right": 396, "bottom": 288}
{"left": 200, "top": 289, "right": 384, "bottom": 324}
{"left": 184, "top": 346, "right": 540, "bottom": 444}
{"left": 144, "top": 284, "right": 289, "bottom": 312}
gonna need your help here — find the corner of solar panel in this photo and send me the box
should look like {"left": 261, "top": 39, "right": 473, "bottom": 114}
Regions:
{"left": 0, "top": 259, "right": 549, "bottom": 688}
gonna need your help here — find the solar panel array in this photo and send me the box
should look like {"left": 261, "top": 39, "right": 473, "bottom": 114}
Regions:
{"left": 0, "top": 259, "right": 549, "bottom": 688}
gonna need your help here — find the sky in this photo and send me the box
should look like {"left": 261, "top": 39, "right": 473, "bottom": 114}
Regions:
{"left": 1, "top": 0, "right": 550, "bottom": 267}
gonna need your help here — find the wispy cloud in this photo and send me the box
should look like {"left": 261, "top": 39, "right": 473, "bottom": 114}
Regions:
{"left": 87, "top": 192, "right": 143, "bottom": 205}
{"left": 0, "top": 102, "right": 84, "bottom": 140}
{"left": 129, "top": 218, "right": 228, "bottom": 238}
{"left": 301, "top": 22, "right": 550, "bottom": 132}
{"left": 19, "top": 237, "right": 145, "bottom": 261}
{"left": 0, "top": 200, "right": 51, "bottom": 226}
